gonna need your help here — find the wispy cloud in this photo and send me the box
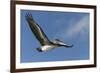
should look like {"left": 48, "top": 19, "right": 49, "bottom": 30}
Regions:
{"left": 66, "top": 15, "right": 89, "bottom": 37}
{"left": 53, "top": 15, "right": 89, "bottom": 40}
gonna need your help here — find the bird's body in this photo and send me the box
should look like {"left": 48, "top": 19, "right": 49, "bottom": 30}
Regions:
{"left": 25, "top": 13, "right": 73, "bottom": 52}
{"left": 37, "top": 45, "right": 57, "bottom": 52}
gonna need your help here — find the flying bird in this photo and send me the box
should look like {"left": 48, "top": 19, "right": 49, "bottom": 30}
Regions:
{"left": 25, "top": 13, "right": 73, "bottom": 52}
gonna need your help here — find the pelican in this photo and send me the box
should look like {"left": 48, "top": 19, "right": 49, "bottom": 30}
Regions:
{"left": 25, "top": 13, "right": 73, "bottom": 52}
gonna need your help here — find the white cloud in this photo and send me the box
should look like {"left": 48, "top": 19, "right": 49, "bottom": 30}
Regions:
{"left": 64, "top": 15, "right": 89, "bottom": 38}
{"left": 53, "top": 15, "right": 89, "bottom": 40}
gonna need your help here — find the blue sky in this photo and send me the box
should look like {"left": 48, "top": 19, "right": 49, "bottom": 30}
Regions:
{"left": 20, "top": 10, "right": 90, "bottom": 63}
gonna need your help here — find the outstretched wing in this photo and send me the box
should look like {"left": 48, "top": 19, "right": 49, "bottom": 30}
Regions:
{"left": 25, "top": 13, "right": 50, "bottom": 45}
{"left": 55, "top": 39, "right": 73, "bottom": 47}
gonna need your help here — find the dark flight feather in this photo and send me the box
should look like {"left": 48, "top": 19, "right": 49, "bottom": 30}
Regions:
{"left": 25, "top": 13, "right": 50, "bottom": 45}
